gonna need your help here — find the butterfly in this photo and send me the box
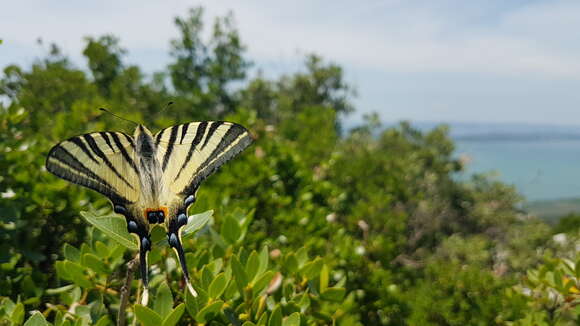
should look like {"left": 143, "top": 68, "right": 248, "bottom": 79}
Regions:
{"left": 46, "top": 121, "right": 253, "bottom": 304}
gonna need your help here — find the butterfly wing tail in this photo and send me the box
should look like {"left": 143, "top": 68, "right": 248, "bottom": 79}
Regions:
{"left": 139, "top": 237, "right": 151, "bottom": 305}
{"left": 169, "top": 232, "right": 198, "bottom": 297}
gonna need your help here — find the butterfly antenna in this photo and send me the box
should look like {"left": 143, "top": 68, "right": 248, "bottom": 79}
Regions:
{"left": 99, "top": 108, "right": 139, "bottom": 126}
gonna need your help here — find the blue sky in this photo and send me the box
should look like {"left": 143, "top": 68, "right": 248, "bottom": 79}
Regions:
{"left": 2, "top": 0, "right": 580, "bottom": 126}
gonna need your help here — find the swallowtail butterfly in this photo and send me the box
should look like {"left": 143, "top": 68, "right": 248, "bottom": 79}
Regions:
{"left": 46, "top": 121, "right": 253, "bottom": 304}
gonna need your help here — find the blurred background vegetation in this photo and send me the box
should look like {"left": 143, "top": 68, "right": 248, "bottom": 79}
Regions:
{"left": 1, "top": 6, "right": 579, "bottom": 326}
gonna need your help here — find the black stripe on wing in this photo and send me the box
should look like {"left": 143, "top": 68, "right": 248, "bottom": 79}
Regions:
{"left": 162, "top": 125, "right": 179, "bottom": 171}
{"left": 180, "top": 123, "right": 252, "bottom": 196}
{"left": 99, "top": 132, "right": 116, "bottom": 153}
{"left": 110, "top": 133, "right": 139, "bottom": 175}
{"left": 46, "top": 145, "right": 131, "bottom": 205}
{"left": 155, "top": 128, "right": 165, "bottom": 146}
{"left": 69, "top": 137, "right": 99, "bottom": 165}
{"left": 174, "top": 121, "right": 208, "bottom": 180}
{"left": 82, "top": 134, "right": 135, "bottom": 189}
{"left": 179, "top": 123, "right": 189, "bottom": 144}
{"left": 201, "top": 121, "right": 224, "bottom": 149}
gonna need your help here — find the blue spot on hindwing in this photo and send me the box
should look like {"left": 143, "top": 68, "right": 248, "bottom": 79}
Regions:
{"left": 141, "top": 237, "right": 151, "bottom": 251}
{"left": 184, "top": 195, "right": 195, "bottom": 207}
{"left": 128, "top": 221, "right": 138, "bottom": 233}
{"left": 169, "top": 233, "right": 179, "bottom": 248}
{"left": 177, "top": 213, "right": 187, "bottom": 227}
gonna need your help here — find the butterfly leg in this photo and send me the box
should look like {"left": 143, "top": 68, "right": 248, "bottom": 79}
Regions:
{"left": 168, "top": 211, "right": 197, "bottom": 297}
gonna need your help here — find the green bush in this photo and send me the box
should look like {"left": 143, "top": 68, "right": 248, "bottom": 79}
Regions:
{"left": 0, "top": 208, "right": 351, "bottom": 325}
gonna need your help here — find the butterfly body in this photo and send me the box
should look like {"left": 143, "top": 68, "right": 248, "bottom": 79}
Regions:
{"left": 46, "top": 121, "right": 253, "bottom": 303}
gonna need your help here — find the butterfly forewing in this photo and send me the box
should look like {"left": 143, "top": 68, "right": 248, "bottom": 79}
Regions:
{"left": 46, "top": 132, "right": 141, "bottom": 205}
{"left": 154, "top": 121, "right": 253, "bottom": 197}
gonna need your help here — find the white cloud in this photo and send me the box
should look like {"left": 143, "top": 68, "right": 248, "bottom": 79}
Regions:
{"left": 3, "top": 0, "right": 580, "bottom": 78}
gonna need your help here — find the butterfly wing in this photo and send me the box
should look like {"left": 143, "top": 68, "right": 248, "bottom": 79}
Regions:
{"left": 154, "top": 121, "right": 252, "bottom": 294}
{"left": 155, "top": 121, "right": 253, "bottom": 199}
{"left": 46, "top": 131, "right": 156, "bottom": 302}
{"left": 46, "top": 131, "right": 141, "bottom": 206}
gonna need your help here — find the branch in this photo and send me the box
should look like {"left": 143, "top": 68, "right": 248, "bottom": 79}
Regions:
{"left": 117, "top": 255, "right": 139, "bottom": 326}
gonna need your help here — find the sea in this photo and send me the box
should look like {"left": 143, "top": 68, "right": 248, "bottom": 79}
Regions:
{"left": 413, "top": 122, "right": 580, "bottom": 203}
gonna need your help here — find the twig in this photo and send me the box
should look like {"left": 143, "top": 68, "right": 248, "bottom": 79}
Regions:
{"left": 118, "top": 255, "right": 139, "bottom": 326}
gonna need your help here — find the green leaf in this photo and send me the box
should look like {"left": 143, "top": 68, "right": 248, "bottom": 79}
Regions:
{"left": 221, "top": 216, "right": 241, "bottom": 244}
{"left": 109, "top": 244, "right": 126, "bottom": 261}
{"left": 80, "top": 243, "right": 91, "bottom": 256}
{"left": 257, "top": 246, "right": 269, "bottom": 277}
{"left": 82, "top": 253, "right": 108, "bottom": 274}
{"left": 150, "top": 225, "right": 166, "bottom": 244}
{"left": 195, "top": 300, "right": 223, "bottom": 323}
{"left": 11, "top": 303, "right": 24, "bottom": 325}
{"left": 268, "top": 305, "right": 282, "bottom": 326}
{"left": 134, "top": 304, "right": 163, "bottom": 326}
{"left": 63, "top": 244, "right": 81, "bottom": 262}
{"left": 74, "top": 305, "right": 91, "bottom": 320}
{"left": 94, "top": 241, "right": 110, "bottom": 258}
{"left": 284, "top": 254, "right": 299, "bottom": 274}
{"left": 1, "top": 297, "right": 15, "bottom": 315}
{"left": 94, "top": 316, "right": 111, "bottom": 326}
{"left": 232, "top": 255, "right": 248, "bottom": 289}
{"left": 185, "top": 285, "right": 200, "bottom": 316}
{"left": 54, "top": 261, "right": 72, "bottom": 281}
{"left": 80, "top": 211, "right": 138, "bottom": 250}
{"left": 201, "top": 266, "right": 214, "bottom": 290}
{"left": 63, "top": 261, "right": 92, "bottom": 288}
{"left": 320, "top": 264, "right": 329, "bottom": 292}
{"left": 209, "top": 272, "right": 228, "bottom": 299}
{"left": 321, "top": 287, "right": 346, "bottom": 302}
{"left": 257, "top": 313, "right": 268, "bottom": 326}
{"left": 253, "top": 271, "right": 275, "bottom": 294}
{"left": 46, "top": 284, "right": 75, "bottom": 295}
{"left": 162, "top": 303, "right": 185, "bottom": 326}
{"left": 300, "top": 258, "right": 323, "bottom": 279}
{"left": 242, "top": 323, "right": 257, "bottom": 326}
{"left": 554, "top": 270, "right": 564, "bottom": 291}
{"left": 153, "top": 282, "right": 174, "bottom": 318}
{"left": 298, "top": 293, "right": 311, "bottom": 312}
{"left": 54, "top": 311, "right": 64, "bottom": 326}
{"left": 182, "top": 210, "right": 213, "bottom": 239}
{"left": 23, "top": 312, "right": 48, "bottom": 326}
{"left": 282, "top": 312, "right": 300, "bottom": 326}
{"left": 246, "top": 251, "right": 260, "bottom": 283}
{"left": 294, "top": 248, "right": 309, "bottom": 268}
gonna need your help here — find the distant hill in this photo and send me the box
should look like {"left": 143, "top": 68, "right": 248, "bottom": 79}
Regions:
{"left": 524, "top": 198, "right": 580, "bottom": 223}
{"left": 416, "top": 121, "right": 580, "bottom": 142}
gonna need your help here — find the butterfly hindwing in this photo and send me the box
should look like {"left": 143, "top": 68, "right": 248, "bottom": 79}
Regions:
{"left": 46, "top": 132, "right": 141, "bottom": 205}
{"left": 154, "top": 121, "right": 253, "bottom": 199}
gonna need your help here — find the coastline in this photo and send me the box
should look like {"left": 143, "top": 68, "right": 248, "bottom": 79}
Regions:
{"left": 524, "top": 197, "right": 580, "bottom": 223}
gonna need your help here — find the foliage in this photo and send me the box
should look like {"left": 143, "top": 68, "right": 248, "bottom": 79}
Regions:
{"left": 510, "top": 257, "right": 580, "bottom": 325}
{"left": 0, "top": 208, "right": 349, "bottom": 325}
{"left": 553, "top": 213, "right": 580, "bottom": 235}
{"left": 0, "top": 5, "right": 576, "bottom": 325}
